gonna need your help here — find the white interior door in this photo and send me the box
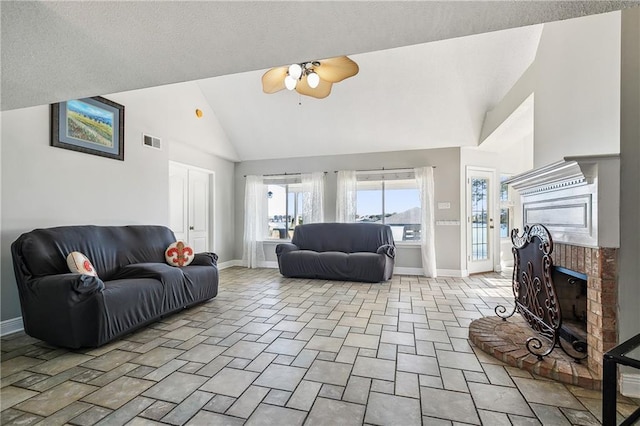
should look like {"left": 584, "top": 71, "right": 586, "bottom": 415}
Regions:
{"left": 169, "top": 163, "right": 188, "bottom": 242}
{"left": 169, "top": 162, "right": 211, "bottom": 253}
{"left": 467, "top": 168, "right": 495, "bottom": 274}
{"left": 188, "top": 169, "right": 209, "bottom": 253}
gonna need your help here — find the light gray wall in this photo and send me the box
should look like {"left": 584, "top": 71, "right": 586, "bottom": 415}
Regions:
{"left": 234, "top": 148, "right": 461, "bottom": 272}
{"left": 1, "top": 84, "right": 236, "bottom": 322}
{"left": 618, "top": 6, "right": 640, "bottom": 343}
{"left": 480, "top": 12, "right": 621, "bottom": 169}
{"left": 533, "top": 12, "right": 621, "bottom": 167}
{"left": 480, "top": 63, "right": 536, "bottom": 144}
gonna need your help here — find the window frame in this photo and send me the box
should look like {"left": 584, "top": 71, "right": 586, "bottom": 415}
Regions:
{"left": 265, "top": 179, "right": 303, "bottom": 241}
{"left": 355, "top": 171, "right": 422, "bottom": 244}
{"left": 499, "top": 175, "right": 514, "bottom": 240}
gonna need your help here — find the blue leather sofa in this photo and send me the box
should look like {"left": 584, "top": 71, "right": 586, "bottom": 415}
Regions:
{"left": 11, "top": 225, "right": 218, "bottom": 348}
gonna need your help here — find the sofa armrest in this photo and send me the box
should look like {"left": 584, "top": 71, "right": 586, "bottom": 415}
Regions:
{"left": 376, "top": 244, "right": 396, "bottom": 259}
{"left": 28, "top": 273, "right": 105, "bottom": 303}
{"left": 191, "top": 252, "right": 218, "bottom": 267}
{"left": 20, "top": 273, "right": 105, "bottom": 348}
{"left": 276, "top": 243, "right": 300, "bottom": 256}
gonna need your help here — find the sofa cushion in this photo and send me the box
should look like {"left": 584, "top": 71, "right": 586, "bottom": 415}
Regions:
{"left": 102, "top": 278, "right": 166, "bottom": 339}
{"left": 292, "top": 223, "right": 394, "bottom": 253}
{"left": 66, "top": 251, "right": 98, "bottom": 277}
{"left": 112, "top": 262, "right": 197, "bottom": 312}
{"left": 280, "top": 250, "right": 388, "bottom": 283}
{"left": 181, "top": 265, "right": 219, "bottom": 302}
{"left": 165, "top": 241, "right": 195, "bottom": 267}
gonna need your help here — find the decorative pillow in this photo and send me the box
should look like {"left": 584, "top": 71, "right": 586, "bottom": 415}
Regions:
{"left": 66, "top": 251, "right": 98, "bottom": 277}
{"left": 165, "top": 241, "right": 195, "bottom": 267}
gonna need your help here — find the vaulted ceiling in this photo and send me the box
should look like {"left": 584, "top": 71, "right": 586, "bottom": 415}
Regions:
{"left": 198, "top": 24, "right": 542, "bottom": 160}
{"left": 1, "top": 1, "right": 633, "bottom": 161}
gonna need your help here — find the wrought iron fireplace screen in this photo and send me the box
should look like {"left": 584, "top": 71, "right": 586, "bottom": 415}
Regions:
{"left": 496, "top": 224, "right": 587, "bottom": 361}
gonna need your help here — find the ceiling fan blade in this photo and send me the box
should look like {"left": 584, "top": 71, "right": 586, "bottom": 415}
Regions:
{"left": 262, "top": 67, "right": 287, "bottom": 94}
{"left": 314, "top": 56, "right": 359, "bottom": 83}
{"left": 295, "top": 76, "right": 332, "bottom": 99}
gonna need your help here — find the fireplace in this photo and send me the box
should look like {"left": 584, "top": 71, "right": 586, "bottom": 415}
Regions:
{"left": 469, "top": 154, "right": 620, "bottom": 389}
{"left": 553, "top": 266, "right": 588, "bottom": 353}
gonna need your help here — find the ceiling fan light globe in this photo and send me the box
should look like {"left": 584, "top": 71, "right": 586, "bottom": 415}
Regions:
{"left": 284, "top": 76, "right": 297, "bottom": 91}
{"left": 307, "top": 72, "right": 320, "bottom": 89}
{"left": 288, "top": 64, "right": 302, "bottom": 80}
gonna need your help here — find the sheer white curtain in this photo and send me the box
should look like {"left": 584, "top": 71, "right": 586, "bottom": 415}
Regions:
{"left": 336, "top": 170, "right": 357, "bottom": 222}
{"left": 415, "top": 167, "right": 437, "bottom": 277}
{"left": 242, "top": 175, "right": 266, "bottom": 268}
{"left": 302, "top": 172, "right": 325, "bottom": 224}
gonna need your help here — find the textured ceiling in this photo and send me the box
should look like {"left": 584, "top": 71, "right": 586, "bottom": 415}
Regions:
{"left": 1, "top": 1, "right": 635, "bottom": 111}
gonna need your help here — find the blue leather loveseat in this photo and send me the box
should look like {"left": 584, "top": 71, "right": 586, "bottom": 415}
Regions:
{"left": 276, "top": 222, "right": 395, "bottom": 283}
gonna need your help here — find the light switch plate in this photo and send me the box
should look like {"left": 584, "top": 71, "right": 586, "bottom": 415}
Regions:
{"left": 437, "top": 202, "right": 451, "bottom": 209}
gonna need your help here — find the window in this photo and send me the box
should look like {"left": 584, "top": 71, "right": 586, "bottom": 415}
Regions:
{"left": 500, "top": 208, "right": 510, "bottom": 239}
{"left": 356, "top": 175, "right": 421, "bottom": 242}
{"left": 499, "top": 175, "right": 513, "bottom": 239}
{"left": 266, "top": 182, "right": 302, "bottom": 239}
{"left": 470, "top": 177, "right": 489, "bottom": 260}
{"left": 500, "top": 177, "right": 509, "bottom": 202}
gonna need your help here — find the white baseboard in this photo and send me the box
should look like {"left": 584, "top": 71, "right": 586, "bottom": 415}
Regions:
{"left": 225, "top": 260, "right": 279, "bottom": 269}
{"left": 439, "top": 269, "right": 468, "bottom": 277}
{"left": 395, "top": 267, "right": 425, "bottom": 276}
{"left": 393, "top": 268, "right": 467, "bottom": 277}
{"left": 217, "top": 260, "right": 243, "bottom": 270}
{"left": 621, "top": 373, "right": 640, "bottom": 398}
{"left": 1, "top": 317, "right": 24, "bottom": 336}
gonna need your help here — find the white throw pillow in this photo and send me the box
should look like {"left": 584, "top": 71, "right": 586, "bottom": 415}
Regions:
{"left": 66, "top": 251, "right": 98, "bottom": 277}
{"left": 165, "top": 241, "right": 195, "bottom": 267}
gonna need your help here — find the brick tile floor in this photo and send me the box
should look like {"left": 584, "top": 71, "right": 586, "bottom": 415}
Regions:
{"left": 1, "top": 267, "right": 638, "bottom": 425}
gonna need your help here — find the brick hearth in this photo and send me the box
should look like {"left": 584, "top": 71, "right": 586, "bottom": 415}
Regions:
{"left": 469, "top": 316, "right": 599, "bottom": 389}
{"left": 469, "top": 242, "right": 618, "bottom": 390}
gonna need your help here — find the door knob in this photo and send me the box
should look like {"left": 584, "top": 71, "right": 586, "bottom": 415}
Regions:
{"left": 189, "top": 226, "right": 194, "bottom": 230}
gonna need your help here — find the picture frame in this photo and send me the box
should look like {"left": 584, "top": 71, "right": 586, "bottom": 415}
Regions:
{"left": 51, "top": 96, "right": 125, "bottom": 161}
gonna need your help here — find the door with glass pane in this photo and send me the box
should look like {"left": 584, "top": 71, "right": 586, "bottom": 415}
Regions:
{"left": 467, "top": 168, "right": 495, "bottom": 274}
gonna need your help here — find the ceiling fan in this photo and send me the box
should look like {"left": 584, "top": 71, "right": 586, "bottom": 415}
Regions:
{"left": 262, "top": 56, "right": 359, "bottom": 99}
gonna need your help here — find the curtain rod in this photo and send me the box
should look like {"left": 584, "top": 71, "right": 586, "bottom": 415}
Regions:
{"left": 243, "top": 171, "right": 328, "bottom": 178}
{"left": 333, "top": 166, "right": 435, "bottom": 173}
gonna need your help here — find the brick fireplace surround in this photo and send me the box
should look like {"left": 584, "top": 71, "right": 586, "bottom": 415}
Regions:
{"left": 469, "top": 155, "right": 620, "bottom": 390}
{"left": 553, "top": 243, "right": 619, "bottom": 380}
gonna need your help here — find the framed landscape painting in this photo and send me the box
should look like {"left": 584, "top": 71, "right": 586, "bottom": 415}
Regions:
{"left": 51, "top": 96, "right": 125, "bottom": 161}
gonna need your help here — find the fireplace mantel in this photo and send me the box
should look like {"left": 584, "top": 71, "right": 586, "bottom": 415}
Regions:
{"left": 506, "top": 154, "right": 620, "bottom": 248}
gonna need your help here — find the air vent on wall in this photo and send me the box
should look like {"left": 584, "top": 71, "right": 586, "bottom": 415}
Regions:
{"left": 142, "top": 133, "right": 161, "bottom": 150}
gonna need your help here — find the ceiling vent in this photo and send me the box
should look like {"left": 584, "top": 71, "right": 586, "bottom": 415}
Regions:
{"left": 142, "top": 133, "right": 161, "bottom": 150}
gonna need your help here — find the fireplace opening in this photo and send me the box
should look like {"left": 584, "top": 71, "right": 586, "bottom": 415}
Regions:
{"left": 553, "top": 266, "right": 588, "bottom": 354}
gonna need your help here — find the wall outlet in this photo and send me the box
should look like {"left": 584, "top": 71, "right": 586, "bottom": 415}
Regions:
{"left": 438, "top": 202, "right": 451, "bottom": 209}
